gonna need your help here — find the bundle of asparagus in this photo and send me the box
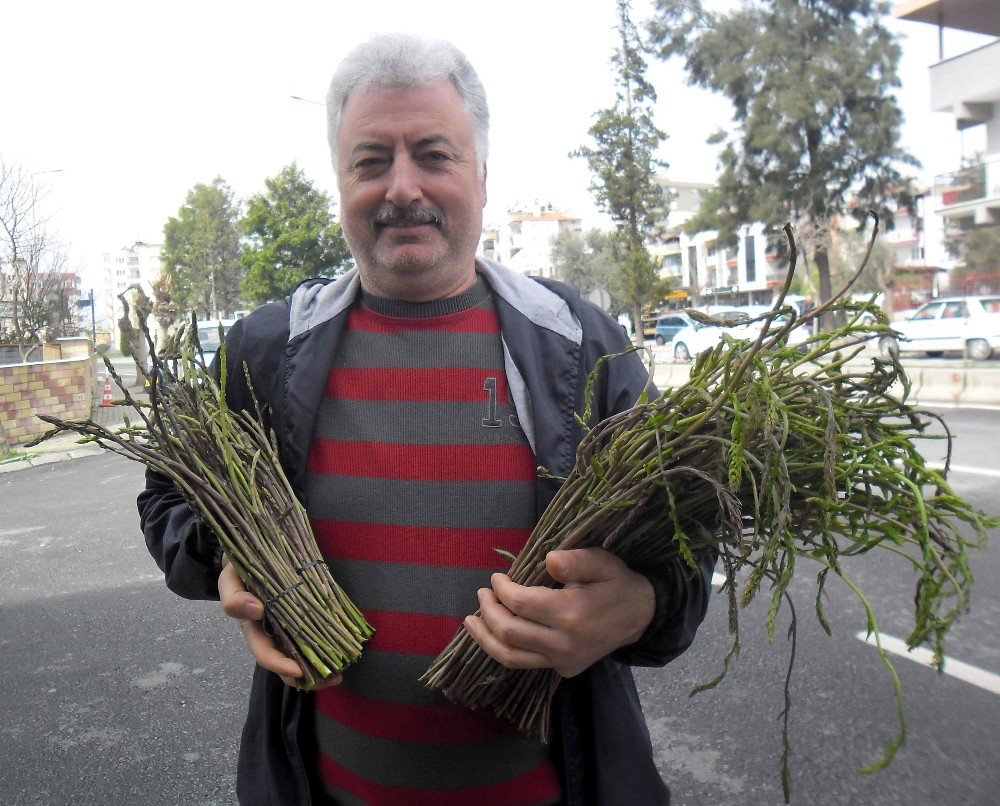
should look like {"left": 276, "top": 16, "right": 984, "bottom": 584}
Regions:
{"left": 30, "top": 315, "right": 373, "bottom": 689}
{"left": 421, "top": 219, "right": 995, "bottom": 791}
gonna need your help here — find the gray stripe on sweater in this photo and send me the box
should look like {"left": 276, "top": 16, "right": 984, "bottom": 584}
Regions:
{"left": 334, "top": 329, "right": 505, "bottom": 370}
{"left": 329, "top": 559, "right": 493, "bottom": 617}
{"left": 339, "top": 650, "right": 453, "bottom": 706}
{"left": 314, "top": 711, "right": 552, "bottom": 789}
{"left": 306, "top": 476, "right": 536, "bottom": 530}
{"left": 313, "top": 399, "right": 528, "bottom": 445}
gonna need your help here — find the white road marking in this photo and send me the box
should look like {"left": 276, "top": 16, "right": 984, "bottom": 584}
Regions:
{"left": 924, "top": 402, "right": 1000, "bottom": 413}
{"left": 855, "top": 631, "right": 1000, "bottom": 696}
{"left": 928, "top": 462, "right": 1000, "bottom": 479}
{"left": 0, "top": 526, "right": 45, "bottom": 537}
{"left": 99, "top": 474, "right": 127, "bottom": 485}
{"left": 711, "top": 572, "right": 727, "bottom": 588}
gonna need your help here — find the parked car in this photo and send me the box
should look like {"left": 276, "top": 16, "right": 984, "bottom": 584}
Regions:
{"left": 671, "top": 306, "right": 807, "bottom": 361}
{"left": 653, "top": 312, "right": 695, "bottom": 345}
{"left": 850, "top": 291, "right": 885, "bottom": 325}
{"left": 878, "top": 295, "right": 1000, "bottom": 361}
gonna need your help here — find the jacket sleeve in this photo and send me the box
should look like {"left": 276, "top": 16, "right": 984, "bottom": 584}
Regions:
{"left": 576, "top": 300, "right": 716, "bottom": 668}
{"left": 138, "top": 467, "right": 224, "bottom": 600}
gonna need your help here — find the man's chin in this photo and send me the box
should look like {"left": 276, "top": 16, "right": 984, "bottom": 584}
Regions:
{"left": 374, "top": 245, "right": 447, "bottom": 274}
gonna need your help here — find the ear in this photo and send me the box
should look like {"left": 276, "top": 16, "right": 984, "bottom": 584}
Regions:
{"left": 480, "top": 164, "right": 488, "bottom": 207}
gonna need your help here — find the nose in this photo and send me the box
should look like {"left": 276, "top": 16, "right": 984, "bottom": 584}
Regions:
{"left": 385, "top": 155, "right": 423, "bottom": 208}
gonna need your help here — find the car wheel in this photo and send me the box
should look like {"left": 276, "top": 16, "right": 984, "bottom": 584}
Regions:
{"left": 655, "top": 335, "right": 666, "bottom": 346}
{"left": 967, "top": 339, "right": 993, "bottom": 361}
{"left": 674, "top": 342, "right": 691, "bottom": 361}
{"left": 878, "top": 336, "right": 899, "bottom": 360}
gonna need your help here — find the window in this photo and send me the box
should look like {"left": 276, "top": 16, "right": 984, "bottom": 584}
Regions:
{"left": 744, "top": 235, "right": 756, "bottom": 282}
{"left": 942, "top": 301, "right": 967, "bottom": 319}
{"left": 913, "top": 302, "right": 943, "bottom": 320}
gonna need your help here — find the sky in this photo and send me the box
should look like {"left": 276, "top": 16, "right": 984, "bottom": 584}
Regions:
{"left": 2, "top": 0, "right": 994, "bottom": 309}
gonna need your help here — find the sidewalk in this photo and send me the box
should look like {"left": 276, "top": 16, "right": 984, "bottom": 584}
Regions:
{"left": 0, "top": 393, "right": 136, "bottom": 474}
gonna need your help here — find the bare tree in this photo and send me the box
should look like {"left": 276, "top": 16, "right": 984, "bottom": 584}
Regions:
{"left": 118, "top": 285, "right": 153, "bottom": 382}
{"left": 0, "top": 157, "right": 73, "bottom": 360}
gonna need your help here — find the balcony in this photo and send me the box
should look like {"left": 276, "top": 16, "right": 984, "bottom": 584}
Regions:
{"left": 934, "top": 156, "right": 1000, "bottom": 224}
{"left": 928, "top": 39, "right": 1000, "bottom": 129}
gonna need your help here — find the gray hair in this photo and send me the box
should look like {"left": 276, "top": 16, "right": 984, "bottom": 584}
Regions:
{"left": 326, "top": 34, "right": 490, "bottom": 178}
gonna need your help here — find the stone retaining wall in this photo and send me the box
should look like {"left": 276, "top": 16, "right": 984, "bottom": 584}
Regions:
{"left": 0, "top": 356, "right": 95, "bottom": 445}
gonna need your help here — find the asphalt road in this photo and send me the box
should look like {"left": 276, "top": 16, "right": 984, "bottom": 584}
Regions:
{"left": 0, "top": 406, "right": 997, "bottom": 805}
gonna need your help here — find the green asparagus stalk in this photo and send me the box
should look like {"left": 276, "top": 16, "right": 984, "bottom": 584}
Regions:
{"left": 31, "top": 312, "right": 373, "bottom": 689}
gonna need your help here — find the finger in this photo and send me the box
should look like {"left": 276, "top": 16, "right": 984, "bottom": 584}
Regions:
{"left": 464, "top": 614, "right": 552, "bottom": 670}
{"left": 545, "top": 548, "right": 619, "bottom": 585}
{"left": 308, "top": 673, "right": 344, "bottom": 691}
{"left": 477, "top": 587, "right": 564, "bottom": 657}
{"left": 219, "top": 562, "right": 264, "bottom": 621}
{"left": 239, "top": 618, "right": 303, "bottom": 679}
{"left": 490, "top": 573, "right": 567, "bottom": 626}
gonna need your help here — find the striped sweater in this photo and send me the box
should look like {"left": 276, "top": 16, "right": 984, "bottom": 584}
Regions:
{"left": 305, "top": 279, "right": 563, "bottom": 805}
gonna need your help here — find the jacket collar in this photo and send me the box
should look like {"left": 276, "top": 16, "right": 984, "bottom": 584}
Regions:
{"left": 287, "top": 258, "right": 582, "bottom": 347}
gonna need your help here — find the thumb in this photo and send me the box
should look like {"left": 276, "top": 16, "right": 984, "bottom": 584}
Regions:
{"left": 545, "top": 548, "right": 617, "bottom": 585}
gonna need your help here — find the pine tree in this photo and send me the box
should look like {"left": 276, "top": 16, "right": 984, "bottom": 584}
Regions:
{"left": 573, "top": 0, "right": 668, "bottom": 345}
{"left": 161, "top": 178, "right": 243, "bottom": 319}
{"left": 241, "top": 163, "right": 352, "bottom": 305}
{"left": 648, "top": 0, "right": 918, "bottom": 321}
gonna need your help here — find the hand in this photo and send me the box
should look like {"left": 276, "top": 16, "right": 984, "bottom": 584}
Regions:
{"left": 218, "top": 557, "right": 342, "bottom": 690}
{"left": 465, "top": 548, "right": 655, "bottom": 679}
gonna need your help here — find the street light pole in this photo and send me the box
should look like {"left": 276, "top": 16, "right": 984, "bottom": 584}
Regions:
{"left": 88, "top": 289, "right": 96, "bottom": 350}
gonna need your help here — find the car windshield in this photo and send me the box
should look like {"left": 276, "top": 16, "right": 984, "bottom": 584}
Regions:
{"left": 197, "top": 326, "right": 224, "bottom": 352}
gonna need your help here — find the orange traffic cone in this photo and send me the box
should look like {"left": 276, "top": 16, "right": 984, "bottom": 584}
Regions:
{"left": 100, "top": 376, "right": 114, "bottom": 407}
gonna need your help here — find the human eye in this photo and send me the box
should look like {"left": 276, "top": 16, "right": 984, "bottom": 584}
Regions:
{"left": 351, "top": 152, "right": 388, "bottom": 173}
{"left": 421, "top": 149, "right": 453, "bottom": 165}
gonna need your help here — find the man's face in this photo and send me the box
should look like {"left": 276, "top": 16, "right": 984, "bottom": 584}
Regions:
{"left": 336, "top": 81, "right": 487, "bottom": 301}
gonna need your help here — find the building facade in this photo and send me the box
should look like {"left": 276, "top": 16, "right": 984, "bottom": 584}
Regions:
{"left": 896, "top": 0, "right": 1000, "bottom": 294}
{"left": 484, "top": 202, "right": 583, "bottom": 279}
{"left": 102, "top": 241, "right": 163, "bottom": 346}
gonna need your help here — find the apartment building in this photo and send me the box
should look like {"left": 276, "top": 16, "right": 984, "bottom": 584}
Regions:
{"left": 896, "top": 0, "right": 1000, "bottom": 293}
{"left": 486, "top": 202, "right": 583, "bottom": 279}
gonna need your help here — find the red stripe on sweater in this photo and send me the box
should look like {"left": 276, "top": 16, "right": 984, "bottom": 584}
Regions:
{"left": 307, "top": 441, "right": 536, "bottom": 482}
{"left": 316, "top": 686, "right": 517, "bottom": 744}
{"left": 318, "top": 755, "right": 562, "bottom": 806}
{"left": 348, "top": 305, "right": 501, "bottom": 334}
{"left": 364, "top": 611, "right": 463, "bottom": 656}
{"left": 311, "top": 521, "right": 529, "bottom": 569}
{"left": 326, "top": 367, "right": 510, "bottom": 403}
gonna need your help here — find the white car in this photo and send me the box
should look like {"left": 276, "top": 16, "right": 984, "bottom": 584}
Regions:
{"left": 671, "top": 306, "right": 807, "bottom": 361}
{"left": 879, "top": 295, "right": 1000, "bottom": 361}
{"left": 197, "top": 318, "right": 239, "bottom": 365}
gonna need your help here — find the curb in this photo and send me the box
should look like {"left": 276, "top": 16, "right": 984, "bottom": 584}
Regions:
{"left": 0, "top": 443, "right": 107, "bottom": 474}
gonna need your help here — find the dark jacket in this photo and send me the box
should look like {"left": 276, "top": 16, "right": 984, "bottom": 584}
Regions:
{"left": 138, "top": 259, "right": 715, "bottom": 806}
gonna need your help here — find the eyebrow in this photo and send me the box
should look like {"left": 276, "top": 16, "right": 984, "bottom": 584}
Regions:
{"left": 349, "top": 135, "right": 459, "bottom": 158}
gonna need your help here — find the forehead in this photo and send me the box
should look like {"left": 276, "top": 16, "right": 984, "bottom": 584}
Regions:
{"left": 338, "top": 81, "right": 473, "bottom": 153}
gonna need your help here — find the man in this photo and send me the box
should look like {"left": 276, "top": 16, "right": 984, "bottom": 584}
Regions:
{"left": 139, "top": 33, "right": 715, "bottom": 805}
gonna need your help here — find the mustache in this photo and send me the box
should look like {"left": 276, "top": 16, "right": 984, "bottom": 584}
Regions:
{"left": 370, "top": 205, "right": 443, "bottom": 228}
